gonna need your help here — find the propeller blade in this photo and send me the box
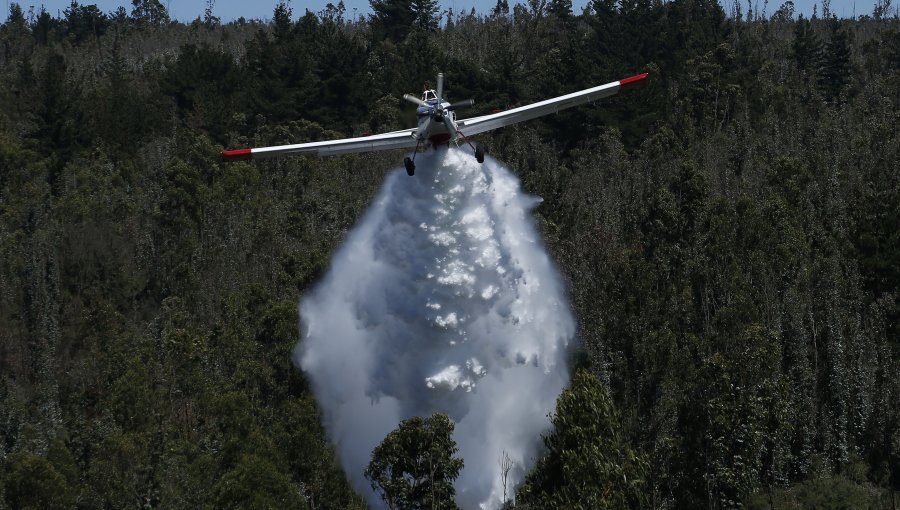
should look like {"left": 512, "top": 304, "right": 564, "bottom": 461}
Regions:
{"left": 403, "top": 93, "right": 428, "bottom": 107}
{"left": 442, "top": 115, "right": 458, "bottom": 141}
{"left": 436, "top": 72, "right": 444, "bottom": 102}
{"left": 446, "top": 99, "right": 474, "bottom": 111}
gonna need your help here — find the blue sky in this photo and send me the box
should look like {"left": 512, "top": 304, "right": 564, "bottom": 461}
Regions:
{"left": 6, "top": 0, "right": 876, "bottom": 23}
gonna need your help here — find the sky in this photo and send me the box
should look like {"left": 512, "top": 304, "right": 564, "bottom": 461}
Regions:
{"left": 5, "top": 0, "right": 877, "bottom": 23}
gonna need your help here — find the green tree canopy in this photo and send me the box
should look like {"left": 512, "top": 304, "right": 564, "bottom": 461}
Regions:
{"left": 517, "top": 370, "right": 649, "bottom": 509}
{"left": 212, "top": 454, "right": 306, "bottom": 509}
{"left": 130, "top": 0, "right": 169, "bottom": 27}
{"left": 370, "top": 0, "right": 439, "bottom": 42}
{"left": 2, "top": 451, "right": 76, "bottom": 510}
{"left": 818, "top": 18, "right": 852, "bottom": 100}
{"left": 63, "top": 1, "right": 108, "bottom": 44}
{"left": 793, "top": 15, "right": 822, "bottom": 72}
{"left": 365, "top": 413, "right": 464, "bottom": 510}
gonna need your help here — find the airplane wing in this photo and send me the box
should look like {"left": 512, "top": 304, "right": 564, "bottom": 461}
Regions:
{"left": 222, "top": 127, "right": 418, "bottom": 161}
{"left": 456, "top": 73, "right": 648, "bottom": 137}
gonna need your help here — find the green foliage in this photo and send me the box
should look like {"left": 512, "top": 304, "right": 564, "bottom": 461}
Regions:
{"left": 130, "top": 0, "right": 170, "bottom": 27}
{"left": 63, "top": 1, "right": 108, "bottom": 44}
{"left": 370, "top": 0, "right": 440, "bottom": 42}
{"left": 90, "top": 42, "right": 168, "bottom": 156}
{"left": 773, "top": 1, "right": 796, "bottom": 22}
{"left": 212, "top": 454, "right": 305, "bottom": 509}
{"left": 365, "top": 413, "right": 464, "bottom": 509}
{"left": 6, "top": 3, "right": 26, "bottom": 28}
{"left": 517, "top": 370, "right": 648, "bottom": 509}
{"left": 746, "top": 475, "right": 890, "bottom": 509}
{"left": 818, "top": 18, "right": 852, "bottom": 100}
{"left": 675, "top": 326, "right": 791, "bottom": 507}
{"left": 2, "top": 451, "right": 75, "bottom": 510}
{"left": 31, "top": 7, "right": 61, "bottom": 45}
{"left": 162, "top": 43, "right": 243, "bottom": 139}
{"left": 794, "top": 15, "right": 823, "bottom": 73}
{"left": 0, "top": 5, "right": 898, "bottom": 509}
{"left": 29, "top": 52, "right": 88, "bottom": 192}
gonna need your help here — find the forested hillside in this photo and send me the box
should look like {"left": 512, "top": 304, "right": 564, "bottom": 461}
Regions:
{"left": 0, "top": 0, "right": 898, "bottom": 507}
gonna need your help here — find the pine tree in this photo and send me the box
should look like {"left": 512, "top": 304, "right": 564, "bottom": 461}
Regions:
{"left": 7, "top": 3, "right": 27, "bottom": 29}
{"left": 31, "top": 7, "right": 59, "bottom": 45}
{"left": 272, "top": 1, "right": 291, "bottom": 41}
{"left": 793, "top": 14, "right": 822, "bottom": 73}
{"left": 548, "top": 0, "right": 574, "bottom": 19}
{"left": 64, "top": 1, "right": 108, "bottom": 44}
{"left": 370, "top": 0, "right": 439, "bottom": 42}
{"left": 818, "top": 18, "right": 851, "bottom": 101}
{"left": 491, "top": 0, "right": 510, "bottom": 17}
{"left": 412, "top": 0, "right": 440, "bottom": 31}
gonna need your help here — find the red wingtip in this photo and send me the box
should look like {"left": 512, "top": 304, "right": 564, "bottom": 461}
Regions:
{"left": 222, "top": 148, "right": 252, "bottom": 161}
{"left": 619, "top": 73, "right": 649, "bottom": 89}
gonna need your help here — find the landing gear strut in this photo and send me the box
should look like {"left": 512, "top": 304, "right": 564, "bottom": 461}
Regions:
{"left": 405, "top": 139, "right": 422, "bottom": 176}
{"left": 455, "top": 127, "right": 485, "bottom": 165}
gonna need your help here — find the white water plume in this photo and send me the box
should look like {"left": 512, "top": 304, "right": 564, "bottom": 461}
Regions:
{"left": 295, "top": 147, "right": 574, "bottom": 509}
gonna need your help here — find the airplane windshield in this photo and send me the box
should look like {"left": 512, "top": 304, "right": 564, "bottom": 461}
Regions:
{"left": 423, "top": 90, "right": 437, "bottom": 101}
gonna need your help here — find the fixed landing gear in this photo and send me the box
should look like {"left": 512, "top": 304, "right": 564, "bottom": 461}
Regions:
{"left": 453, "top": 127, "right": 484, "bottom": 165}
{"left": 474, "top": 143, "right": 485, "bottom": 164}
{"left": 404, "top": 140, "right": 482, "bottom": 176}
{"left": 405, "top": 139, "right": 423, "bottom": 176}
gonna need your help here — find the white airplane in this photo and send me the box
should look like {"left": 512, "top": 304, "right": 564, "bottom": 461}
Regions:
{"left": 222, "top": 72, "right": 648, "bottom": 176}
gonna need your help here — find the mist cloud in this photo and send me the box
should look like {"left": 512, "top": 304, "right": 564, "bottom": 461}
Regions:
{"left": 295, "top": 148, "right": 574, "bottom": 509}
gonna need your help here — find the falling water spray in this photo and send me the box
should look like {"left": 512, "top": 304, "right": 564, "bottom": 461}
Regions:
{"left": 295, "top": 147, "right": 574, "bottom": 509}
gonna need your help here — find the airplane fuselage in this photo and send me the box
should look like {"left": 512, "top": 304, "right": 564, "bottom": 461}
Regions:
{"left": 402, "top": 88, "right": 480, "bottom": 175}
{"left": 416, "top": 96, "right": 460, "bottom": 147}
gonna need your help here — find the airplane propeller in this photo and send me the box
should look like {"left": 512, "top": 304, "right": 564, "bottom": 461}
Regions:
{"left": 445, "top": 99, "right": 474, "bottom": 111}
{"left": 402, "top": 74, "right": 474, "bottom": 117}
{"left": 402, "top": 94, "right": 429, "bottom": 108}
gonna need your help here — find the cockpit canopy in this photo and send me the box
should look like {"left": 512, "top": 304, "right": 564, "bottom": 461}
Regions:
{"left": 422, "top": 89, "right": 438, "bottom": 102}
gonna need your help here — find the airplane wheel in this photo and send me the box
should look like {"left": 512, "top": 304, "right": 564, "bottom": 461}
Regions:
{"left": 404, "top": 157, "right": 415, "bottom": 176}
{"left": 474, "top": 143, "right": 485, "bottom": 164}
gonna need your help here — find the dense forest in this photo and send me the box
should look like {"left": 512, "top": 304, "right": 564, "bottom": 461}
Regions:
{"left": 0, "top": 0, "right": 898, "bottom": 507}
